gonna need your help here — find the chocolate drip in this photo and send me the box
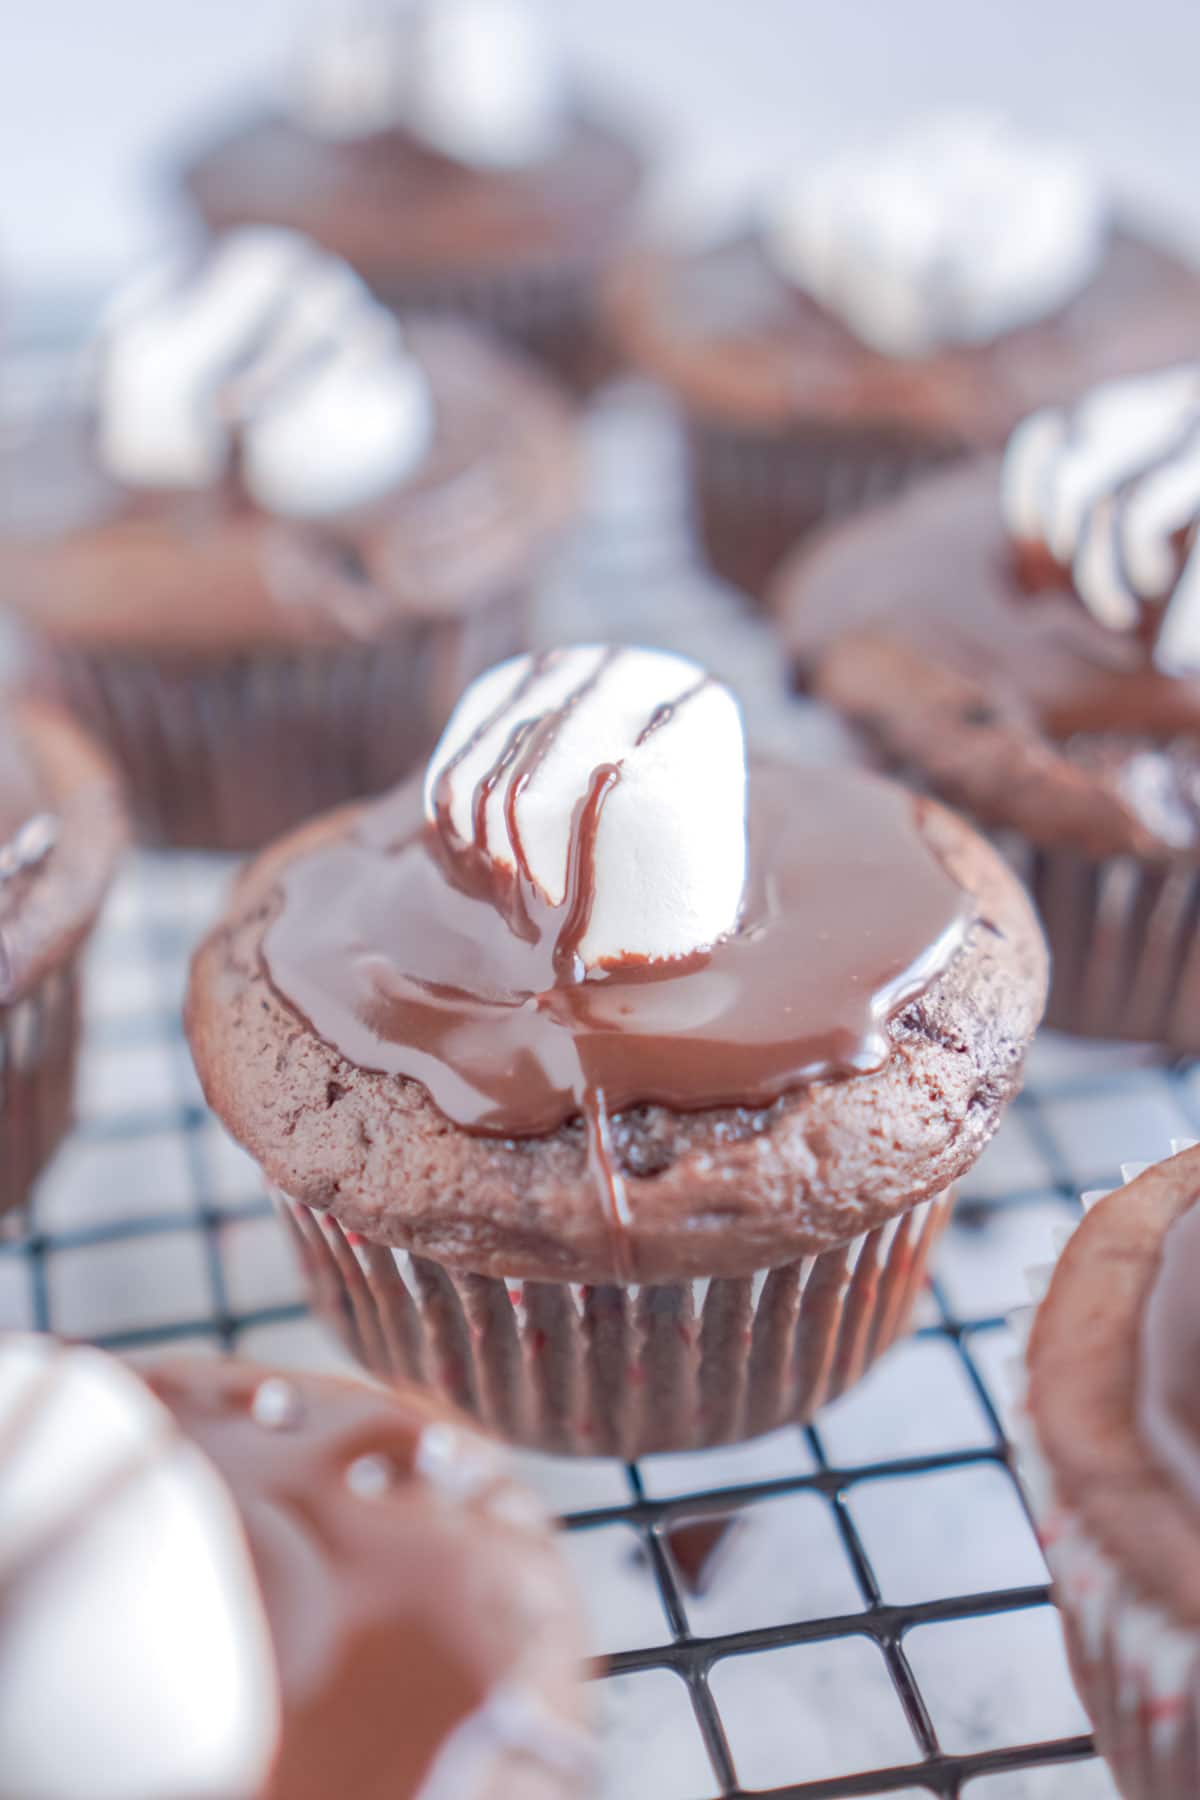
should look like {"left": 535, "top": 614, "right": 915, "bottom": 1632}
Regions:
{"left": 148, "top": 1362, "right": 558, "bottom": 1800}
{"left": 1139, "top": 1195, "right": 1200, "bottom": 1507}
{"left": 263, "top": 764, "right": 973, "bottom": 1271}
{"left": 635, "top": 675, "right": 711, "bottom": 746}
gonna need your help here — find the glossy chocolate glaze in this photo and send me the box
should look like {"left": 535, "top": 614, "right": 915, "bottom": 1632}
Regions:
{"left": 148, "top": 1363, "right": 509, "bottom": 1800}
{"left": 782, "top": 458, "right": 1200, "bottom": 861}
{"left": 1140, "top": 1195, "right": 1200, "bottom": 1510}
{"left": 0, "top": 324, "right": 575, "bottom": 653}
{"left": 181, "top": 106, "right": 644, "bottom": 276}
{"left": 614, "top": 227, "right": 1200, "bottom": 439}
{"left": 263, "top": 761, "right": 972, "bottom": 1267}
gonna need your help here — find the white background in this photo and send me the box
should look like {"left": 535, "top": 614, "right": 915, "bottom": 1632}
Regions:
{"left": 3, "top": 0, "right": 1200, "bottom": 298}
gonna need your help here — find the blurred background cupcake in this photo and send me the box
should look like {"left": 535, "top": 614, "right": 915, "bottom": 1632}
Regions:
{"left": 1021, "top": 1143, "right": 1200, "bottom": 1799}
{"left": 779, "top": 363, "right": 1200, "bottom": 1053}
{"left": 187, "top": 645, "right": 1047, "bottom": 1456}
{"left": 610, "top": 111, "right": 1200, "bottom": 599}
{"left": 0, "top": 226, "right": 578, "bottom": 850}
{"left": 0, "top": 1334, "right": 591, "bottom": 1797}
{"left": 175, "top": 0, "right": 647, "bottom": 390}
{"left": 0, "top": 699, "right": 124, "bottom": 1221}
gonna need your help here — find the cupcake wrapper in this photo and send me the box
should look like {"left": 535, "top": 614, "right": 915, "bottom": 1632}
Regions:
{"left": 38, "top": 597, "right": 523, "bottom": 852}
{"left": 0, "top": 964, "right": 79, "bottom": 1224}
{"left": 374, "top": 259, "right": 615, "bottom": 392}
{"left": 277, "top": 1185, "right": 955, "bottom": 1457}
{"left": 1002, "top": 836, "right": 1200, "bottom": 1054}
{"left": 1013, "top": 1156, "right": 1200, "bottom": 1798}
{"left": 687, "top": 418, "right": 958, "bottom": 601}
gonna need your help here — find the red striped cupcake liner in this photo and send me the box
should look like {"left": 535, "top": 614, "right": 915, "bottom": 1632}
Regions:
{"left": 277, "top": 1185, "right": 955, "bottom": 1458}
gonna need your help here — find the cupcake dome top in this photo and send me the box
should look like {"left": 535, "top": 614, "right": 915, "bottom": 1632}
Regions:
{"left": 97, "top": 226, "right": 434, "bottom": 518}
{"left": 187, "top": 644, "right": 1047, "bottom": 1283}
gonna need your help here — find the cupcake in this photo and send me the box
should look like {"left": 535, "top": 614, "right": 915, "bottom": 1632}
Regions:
{"left": 778, "top": 363, "right": 1200, "bottom": 1052}
{"left": 0, "top": 697, "right": 124, "bottom": 1220}
{"left": 0, "top": 1334, "right": 591, "bottom": 1798}
{"left": 186, "top": 644, "right": 1047, "bottom": 1457}
{"left": 1021, "top": 1144, "right": 1200, "bottom": 1798}
{"left": 176, "top": 0, "right": 645, "bottom": 389}
{"left": 609, "top": 112, "right": 1200, "bottom": 598}
{"left": 0, "top": 227, "right": 578, "bottom": 851}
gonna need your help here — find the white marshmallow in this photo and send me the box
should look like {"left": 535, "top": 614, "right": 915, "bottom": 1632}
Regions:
{"left": 97, "top": 226, "right": 433, "bottom": 515}
{"left": 0, "top": 1338, "right": 279, "bottom": 1800}
{"left": 1001, "top": 365, "right": 1200, "bottom": 672}
{"left": 293, "top": 0, "right": 565, "bottom": 167}
{"left": 424, "top": 646, "right": 749, "bottom": 969}
{"left": 766, "top": 112, "right": 1106, "bottom": 359}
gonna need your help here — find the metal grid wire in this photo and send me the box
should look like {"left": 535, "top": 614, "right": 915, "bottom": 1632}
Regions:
{"left": 3, "top": 376, "right": 1193, "bottom": 1798}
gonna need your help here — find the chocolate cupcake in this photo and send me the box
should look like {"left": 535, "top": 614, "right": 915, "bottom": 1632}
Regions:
{"left": 177, "top": 0, "right": 645, "bottom": 389}
{"left": 187, "top": 644, "right": 1047, "bottom": 1457}
{"left": 778, "top": 363, "right": 1200, "bottom": 1052}
{"left": 0, "top": 698, "right": 125, "bottom": 1220}
{"left": 0, "top": 228, "right": 577, "bottom": 851}
{"left": 0, "top": 1335, "right": 591, "bottom": 1799}
{"left": 1021, "top": 1144, "right": 1200, "bottom": 1797}
{"left": 609, "top": 112, "right": 1200, "bottom": 598}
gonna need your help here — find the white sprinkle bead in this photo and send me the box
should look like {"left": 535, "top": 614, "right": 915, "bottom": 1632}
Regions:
{"left": 250, "top": 1378, "right": 304, "bottom": 1432}
{"left": 415, "top": 1422, "right": 498, "bottom": 1502}
{"left": 345, "top": 1453, "right": 395, "bottom": 1500}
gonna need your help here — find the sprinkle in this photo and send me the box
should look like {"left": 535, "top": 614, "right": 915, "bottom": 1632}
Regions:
{"left": 415, "top": 1421, "right": 496, "bottom": 1501}
{"left": 346, "top": 1453, "right": 394, "bottom": 1499}
{"left": 250, "top": 1378, "right": 303, "bottom": 1431}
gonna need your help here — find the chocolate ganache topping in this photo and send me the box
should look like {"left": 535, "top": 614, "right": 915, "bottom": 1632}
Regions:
{"left": 263, "top": 647, "right": 973, "bottom": 1261}
{"left": 1139, "top": 1188, "right": 1200, "bottom": 1511}
{"left": 1004, "top": 364, "right": 1200, "bottom": 674}
{"left": 0, "top": 1340, "right": 588, "bottom": 1800}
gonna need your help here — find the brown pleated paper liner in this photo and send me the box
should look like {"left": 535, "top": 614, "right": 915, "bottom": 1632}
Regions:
{"left": 688, "top": 417, "right": 958, "bottom": 602}
{"left": 37, "top": 595, "right": 524, "bottom": 852}
{"left": 277, "top": 1185, "right": 955, "bottom": 1458}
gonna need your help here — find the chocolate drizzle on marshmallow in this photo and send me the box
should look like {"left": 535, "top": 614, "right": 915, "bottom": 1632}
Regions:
{"left": 263, "top": 647, "right": 973, "bottom": 1273}
{"left": 1004, "top": 365, "right": 1200, "bottom": 674}
{"left": 97, "top": 227, "right": 433, "bottom": 518}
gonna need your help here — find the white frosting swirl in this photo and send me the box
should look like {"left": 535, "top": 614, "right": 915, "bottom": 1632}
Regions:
{"left": 97, "top": 226, "right": 433, "bottom": 517}
{"left": 425, "top": 645, "right": 748, "bottom": 969}
{"left": 1002, "top": 365, "right": 1200, "bottom": 674}
{"left": 293, "top": 0, "right": 566, "bottom": 166}
{"left": 766, "top": 112, "right": 1107, "bottom": 359}
{"left": 0, "top": 1337, "right": 279, "bottom": 1800}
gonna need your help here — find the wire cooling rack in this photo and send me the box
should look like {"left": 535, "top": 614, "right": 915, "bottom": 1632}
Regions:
{"left": 3, "top": 376, "right": 1195, "bottom": 1799}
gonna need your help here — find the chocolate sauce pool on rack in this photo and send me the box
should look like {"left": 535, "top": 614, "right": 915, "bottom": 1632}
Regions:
{"left": 263, "top": 759, "right": 973, "bottom": 1268}
{"left": 1139, "top": 1195, "right": 1200, "bottom": 1507}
